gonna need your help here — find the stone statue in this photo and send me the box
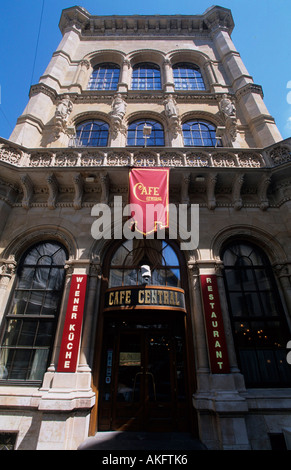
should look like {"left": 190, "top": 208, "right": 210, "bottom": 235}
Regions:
{"left": 54, "top": 95, "right": 73, "bottom": 139}
{"left": 111, "top": 93, "right": 126, "bottom": 119}
{"left": 55, "top": 95, "right": 73, "bottom": 121}
{"left": 110, "top": 94, "right": 127, "bottom": 139}
{"left": 219, "top": 94, "right": 236, "bottom": 117}
{"left": 164, "top": 94, "right": 178, "bottom": 118}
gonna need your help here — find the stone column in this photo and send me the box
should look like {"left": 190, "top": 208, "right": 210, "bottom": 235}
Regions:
{"left": 78, "top": 262, "right": 101, "bottom": 372}
{"left": 215, "top": 263, "right": 242, "bottom": 375}
{"left": 163, "top": 59, "right": 175, "bottom": 93}
{"left": 46, "top": 262, "right": 74, "bottom": 373}
{"left": 0, "top": 258, "right": 17, "bottom": 321}
{"left": 118, "top": 59, "right": 130, "bottom": 93}
{"left": 274, "top": 263, "right": 291, "bottom": 320}
{"left": 187, "top": 263, "right": 210, "bottom": 380}
{"left": 72, "top": 59, "right": 90, "bottom": 91}
{"left": 192, "top": 260, "right": 250, "bottom": 450}
{"left": 203, "top": 60, "right": 218, "bottom": 92}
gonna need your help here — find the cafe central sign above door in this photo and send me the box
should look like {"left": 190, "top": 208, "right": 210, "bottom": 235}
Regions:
{"left": 104, "top": 286, "right": 186, "bottom": 312}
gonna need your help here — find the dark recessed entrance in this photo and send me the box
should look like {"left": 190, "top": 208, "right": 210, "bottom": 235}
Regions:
{"left": 98, "top": 313, "right": 190, "bottom": 432}
{"left": 89, "top": 239, "right": 197, "bottom": 436}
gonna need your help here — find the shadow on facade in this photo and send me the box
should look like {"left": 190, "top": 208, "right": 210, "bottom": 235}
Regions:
{"left": 16, "top": 413, "right": 42, "bottom": 450}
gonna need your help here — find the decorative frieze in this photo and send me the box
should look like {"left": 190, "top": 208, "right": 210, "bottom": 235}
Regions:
{"left": 1, "top": 143, "right": 289, "bottom": 173}
{"left": 268, "top": 146, "right": 291, "bottom": 166}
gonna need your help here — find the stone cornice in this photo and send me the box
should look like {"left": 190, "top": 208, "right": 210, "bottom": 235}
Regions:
{"left": 59, "top": 6, "right": 234, "bottom": 38}
{"left": 0, "top": 138, "right": 290, "bottom": 211}
{"left": 27, "top": 82, "right": 231, "bottom": 105}
{"left": 235, "top": 83, "right": 264, "bottom": 100}
{"left": 29, "top": 83, "right": 58, "bottom": 101}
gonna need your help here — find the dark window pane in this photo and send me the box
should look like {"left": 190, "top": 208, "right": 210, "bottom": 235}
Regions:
{"left": 9, "top": 350, "right": 31, "bottom": 380}
{"left": 2, "top": 320, "right": 21, "bottom": 347}
{"left": 223, "top": 241, "right": 291, "bottom": 387}
{"left": 18, "top": 321, "right": 37, "bottom": 346}
{"left": 35, "top": 322, "right": 54, "bottom": 346}
{"left": 0, "top": 242, "right": 66, "bottom": 383}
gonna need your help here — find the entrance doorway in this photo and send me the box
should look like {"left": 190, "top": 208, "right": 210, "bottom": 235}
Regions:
{"left": 98, "top": 313, "right": 190, "bottom": 432}
{"left": 89, "top": 239, "right": 197, "bottom": 436}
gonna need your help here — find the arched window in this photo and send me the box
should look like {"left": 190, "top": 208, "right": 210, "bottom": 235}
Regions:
{"left": 0, "top": 242, "right": 67, "bottom": 383}
{"left": 76, "top": 120, "right": 109, "bottom": 147}
{"left": 127, "top": 119, "right": 164, "bottom": 146}
{"left": 87, "top": 63, "right": 120, "bottom": 90}
{"left": 182, "top": 119, "right": 221, "bottom": 147}
{"left": 222, "top": 241, "right": 291, "bottom": 387}
{"left": 131, "top": 63, "right": 162, "bottom": 90}
{"left": 173, "top": 63, "right": 205, "bottom": 90}
{"left": 109, "top": 239, "right": 180, "bottom": 288}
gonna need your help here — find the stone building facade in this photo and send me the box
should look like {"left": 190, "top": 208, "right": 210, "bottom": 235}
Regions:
{"left": 0, "top": 5, "right": 291, "bottom": 450}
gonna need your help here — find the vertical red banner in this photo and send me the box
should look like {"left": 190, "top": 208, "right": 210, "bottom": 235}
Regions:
{"left": 128, "top": 167, "right": 169, "bottom": 235}
{"left": 200, "top": 274, "right": 230, "bottom": 374}
{"left": 57, "top": 274, "right": 87, "bottom": 372}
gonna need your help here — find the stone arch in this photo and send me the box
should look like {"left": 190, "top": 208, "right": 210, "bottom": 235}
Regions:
{"left": 128, "top": 49, "right": 166, "bottom": 68}
{"left": 167, "top": 49, "right": 214, "bottom": 91}
{"left": 127, "top": 49, "right": 166, "bottom": 88}
{"left": 180, "top": 110, "right": 224, "bottom": 127}
{"left": 86, "top": 49, "right": 126, "bottom": 68}
{"left": 1, "top": 224, "right": 77, "bottom": 264}
{"left": 211, "top": 224, "right": 288, "bottom": 265}
{"left": 125, "top": 112, "right": 168, "bottom": 146}
{"left": 70, "top": 111, "right": 111, "bottom": 128}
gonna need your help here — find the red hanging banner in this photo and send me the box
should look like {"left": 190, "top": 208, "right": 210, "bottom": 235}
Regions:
{"left": 57, "top": 274, "right": 87, "bottom": 373}
{"left": 128, "top": 167, "right": 169, "bottom": 235}
{"left": 200, "top": 275, "right": 230, "bottom": 374}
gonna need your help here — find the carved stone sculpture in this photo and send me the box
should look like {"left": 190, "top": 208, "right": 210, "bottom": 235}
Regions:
{"left": 110, "top": 94, "right": 127, "bottom": 139}
{"left": 54, "top": 95, "right": 73, "bottom": 139}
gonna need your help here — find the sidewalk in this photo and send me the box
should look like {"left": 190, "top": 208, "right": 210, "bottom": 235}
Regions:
{"left": 78, "top": 432, "right": 207, "bottom": 450}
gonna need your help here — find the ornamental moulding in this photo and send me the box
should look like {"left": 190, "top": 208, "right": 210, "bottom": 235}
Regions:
{"left": 1, "top": 137, "right": 291, "bottom": 169}
{"left": 0, "top": 144, "right": 272, "bottom": 169}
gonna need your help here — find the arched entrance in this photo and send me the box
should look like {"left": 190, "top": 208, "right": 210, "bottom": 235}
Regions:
{"left": 90, "top": 239, "right": 197, "bottom": 435}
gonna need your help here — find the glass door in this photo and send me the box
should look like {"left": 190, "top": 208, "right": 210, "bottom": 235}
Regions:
{"left": 97, "top": 316, "right": 190, "bottom": 432}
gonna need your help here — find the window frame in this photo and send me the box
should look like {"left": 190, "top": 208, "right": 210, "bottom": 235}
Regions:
{"left": 109, "top": 240, "right": 181, "bottom": 289}
{"left": 75, "top": 119, "right": 109, "bottom": 147}
{"left": 222, "top": 241, "right": 291, "bottom": 388}
{"left": 131, "top": 62, "right": 162, "bottom": 90}
{"left": 182, "top": 119, "right": 220, "bottom": 147}
{"left": 87, "top": 63, "right": 120, "bottom": 91}
{"left": 127, "top": 119, "right": 165, "bottom": 147}
{"left": 0, "top": 242, "right": 67, "bottom": 385}
{"left": 173, "top": 63, "right": 206, "bottom": 91}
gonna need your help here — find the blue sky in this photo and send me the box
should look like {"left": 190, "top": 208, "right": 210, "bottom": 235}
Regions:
{"left": 0, "top": 0, "right": 290, "bottom": 142}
